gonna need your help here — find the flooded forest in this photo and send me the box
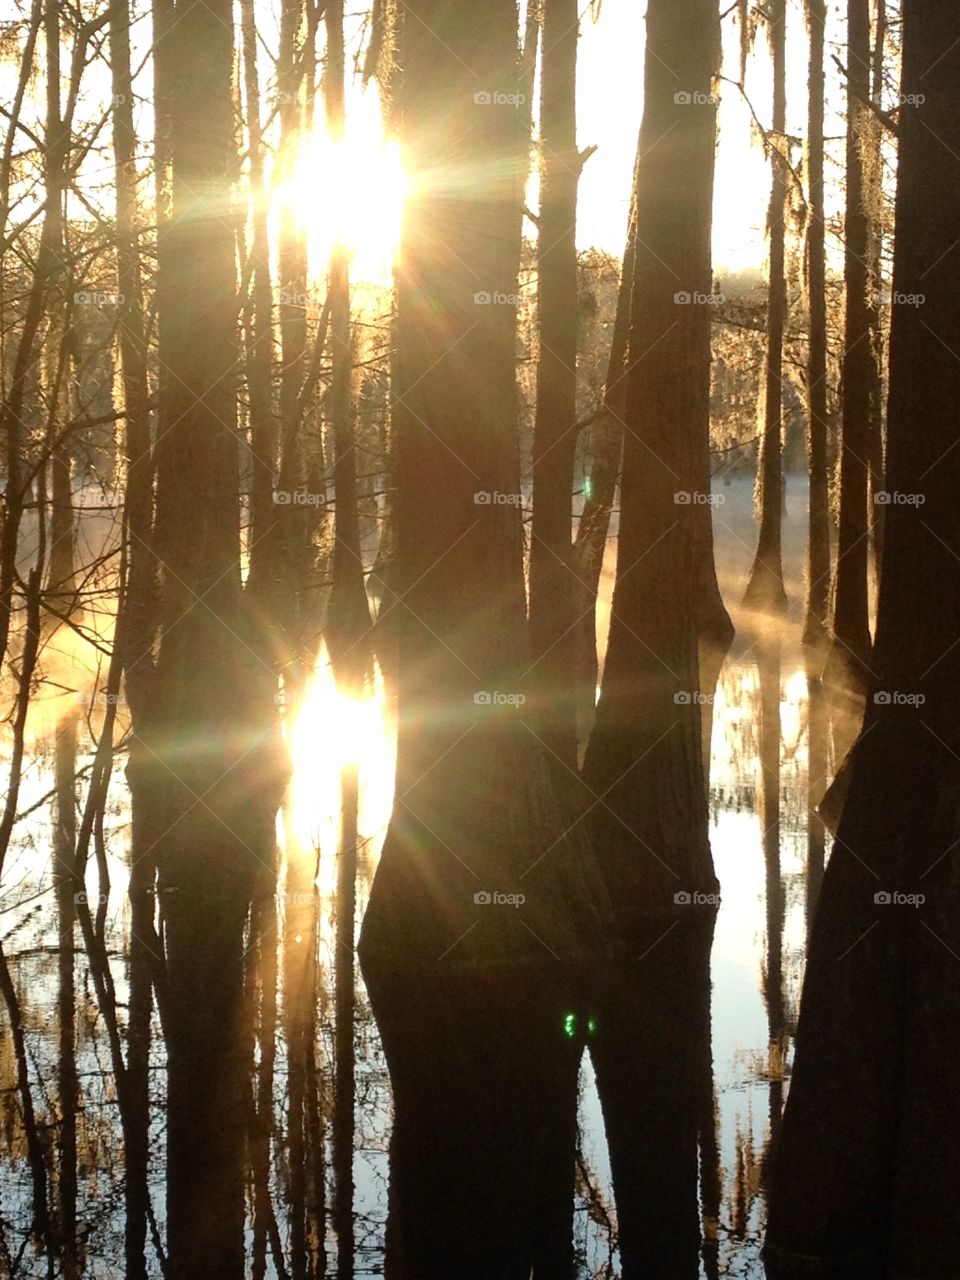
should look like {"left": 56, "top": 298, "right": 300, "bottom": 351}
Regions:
{"left": 0, "top": 0, "right": 958, "bottom": 1276}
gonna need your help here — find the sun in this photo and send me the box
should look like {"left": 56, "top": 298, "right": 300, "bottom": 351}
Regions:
{"left": 278, "top": 85, "right": 407, "bottom": 288}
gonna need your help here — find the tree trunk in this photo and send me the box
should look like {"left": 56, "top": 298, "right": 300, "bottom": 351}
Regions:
{"left": 582, "top": 0, "right": 720, "bottom": 917}
{"left": 765, "top": 8, "right": 960, "bottom": 1273}
{"left": 743, "top": 0, "right": 789, "bottom": 614}
{"left": 358, "top": 3, "right": 610, "bottom": 1272}
{"left": 866, "top": 0, "right": 887, "bottom": 575}
{"left": 592, "top": 919, "right": 715, "bottom": 1279}
{"left": 758, "top": 639, "right": 786, "bottom": 1143}
{"left": 0, "top": 0, "right": 68, "bottom": 668}
{"left": 583, "top": 6, "right": 721, "bottom": 1269}
{"left": 571, "top": 170, "right": 635, "bottom": 748}
{"left": 112, "top": 5, "right": 164, "bottom": 1275}
{"left": 239, "top": 0, "right": 278, "bottom": 609}
{"left": 825, "top": 0, "right": 875, "bottom": 698}
{"left": 150, "top": 2, "right": 259, "bottom": 1275}
{"left": 801, "top": 0, "right": 831, "bottom": 650}
{"left": 325, "top": 0, "right": 373, "bottom": 688}
{"left": 324, "top": 6, "right": 364, "bottom": 1274}
{"left": 528, "top": 0, "right": 580, "bottom": 765}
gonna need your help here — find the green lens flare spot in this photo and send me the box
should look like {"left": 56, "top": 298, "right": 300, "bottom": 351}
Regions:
{"left": 563, "top": 1012, "right": 577, "bottom": 1038}
{"left": 587, "top": 1016, "right": 597, "bottom": 1036}
{"left": 584, "top": 476, "right": 593, "bottom": 502}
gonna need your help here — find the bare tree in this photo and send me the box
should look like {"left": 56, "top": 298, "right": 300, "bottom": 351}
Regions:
{"left": 801, "top": 0, "right": 832, "bottom": 649}
{"left": 766, "top": 6, "right": 960, "bottom": 1270}
{"left": 743, "top": 0, "right": 789, "bottom": 613}
{"left": 528, "top": 0, "right": 581, "bottom": 765}
{"left": 825, "top": 0, "right": 875, "bottom": 695}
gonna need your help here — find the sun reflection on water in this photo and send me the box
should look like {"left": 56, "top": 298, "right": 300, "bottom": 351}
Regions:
{"left": 280, "top": 645, "right": 396, "bottom": 903}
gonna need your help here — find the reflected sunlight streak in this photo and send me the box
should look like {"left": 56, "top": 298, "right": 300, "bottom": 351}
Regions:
{"left": 281, "top": 645, "right": 396, "bottom": 902}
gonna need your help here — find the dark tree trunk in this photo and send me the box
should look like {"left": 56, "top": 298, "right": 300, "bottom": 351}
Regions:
{"left": 866, "top": 0, "right": 887, "bottom": 575}
{"left": 583, "top": 4, "right": 721, "bottom": 1271}
{"left": 765, "top": 8, "right": 960, "bottom": 1274}
{"left": 573, "top": 128, "right": 732, "bottom": 762}
{"left": 592, "top": 920, "right": 715, "bottom": 1279}
{"left": 110, "top": 5, "right": 156, "bottom": 1262}
{"left": 758, "top": 640, "right": 786, "bottom": 1143}
{"left": 743, "top": 0, "right": 789, "bottom": 614}
{"left": 55, "top": 712, "right": 79, "bottom": 1280}
{"left": 825, "top": 0, "right": 875, "bottom": 697}
{"left": 805, "top": 661, "right": 829, "bottom": 930}
{"left": 528, "top": 0, "right": 580, "bottom": 765}
{"left": 571, "top": 169, "right": 635, "bottom": 749}
{"left": 239, "top": 0, "right": 277, "bottom": 608}
{"left": 283, "top": 852, "right": 322, "bottom": 1279}
{"left": 324, "top": 8, "right": 364, "bottom": 1275}
{"left": 358, "top": 3, "right": 610, "bottom": 1273}
{"left": 272, "top": 0, "right": 312, "bottom": 667}
{"left": 150, "top": 2, "right": 259, "bottom": 1276}
{"left": 0, "top": 0, "right": 67, "bottom": 669}
{"left": 325, "top": 0, "right": 373, "bottom": 689}
{"left": 801, "top": 0, "right": 831, "bottom": 651}
{"left": 582, "top": 0, "right": 720, "bottom": 917}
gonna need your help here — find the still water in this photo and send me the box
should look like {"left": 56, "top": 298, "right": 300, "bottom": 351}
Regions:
{"left": 0, "top": 476, "right": 840, "bottom": 1277}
